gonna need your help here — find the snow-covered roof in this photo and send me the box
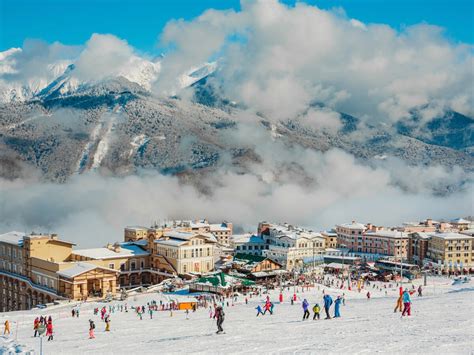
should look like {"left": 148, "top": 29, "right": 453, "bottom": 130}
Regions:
{"left": 364, "top": 230, "right": 408, "bottom": 239}
{"left": 209, "top": 223, "right": 230, "bottom": 232}
{"left": 232, "top": 234, "right": 265, "bottom": 244}
{"left": 125, "top": 226, "right": 148, "bottom": 231}
{"left": 429, "top": 232, "right": 474, "bottom": 240}
{"left": 72, "top": 244, "right": 149, "bottom": 260}
{"left": 57, "top": 262, "right": 118, "bottom": 278}
{"left": 0, "top": 231, "right": 25, "bottom": 247}
{"left": 460, "top": 229, "right": 474, "bottom": 236}
{"left": 337, "top": 222, "right": 366, "bottom": 230}
{"left": 413, "top": 232, "right": 432, "bottom": 239}
{"left": 322, "top": 230, "right": 337, "bottom": 237}
{"left": 450, "top": 218, "right": 471, "bottom": 224}
{"left": 155, "top": 239, "right": 188, "bottom": 247}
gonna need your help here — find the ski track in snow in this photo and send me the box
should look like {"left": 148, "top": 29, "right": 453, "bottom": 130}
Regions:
{"left": 0, "top": 278, "right": 473, "bottom": 354}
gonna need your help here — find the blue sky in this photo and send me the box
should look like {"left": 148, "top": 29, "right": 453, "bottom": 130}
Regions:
{"left": 0, "top": 0, "right": 472, "bottom": 52}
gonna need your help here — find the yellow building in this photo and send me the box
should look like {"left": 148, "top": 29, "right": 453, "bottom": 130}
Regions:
{"left": 70, "top": 241, "right": 153, "bottom": 288}
{"left": 427, "top": 232, "right": 474, "bottom": 269}
{"left": 153, "top": 230, "right": 216, "bottom": 275}
{"left": 321, "top": 231, "right": 338, "bottom": 249}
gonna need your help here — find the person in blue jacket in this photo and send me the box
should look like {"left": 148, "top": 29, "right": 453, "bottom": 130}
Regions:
{"left": 302, "top": 299, "right": 310, "bottom": 320}
{"left": 402, "top": 289, "right": 412, "bottom": 316}
{"left": 323, "top": 294, "right": 333, "bottom": 319}
{"left": 334, "top": 296, "right": 342, "bottom": 318}
{"left": 255, "top": 305, "right": 264, "bottom": 317}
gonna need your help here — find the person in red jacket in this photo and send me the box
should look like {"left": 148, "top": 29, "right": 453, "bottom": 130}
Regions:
{"left": 279, "top": 293, "right": 283, "bottom": 303}
{"left": 46, "top": 320, "right": 53, "bottom": 341}
{"left": 33, "top": 318, "right": 40, "bottom": 337}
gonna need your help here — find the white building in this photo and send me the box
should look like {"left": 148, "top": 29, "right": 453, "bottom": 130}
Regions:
{"left": 260, "top": 223, "right": 326, "bottom": 270}
{"left": 231, "top": 234, "right": 266, "bottom": 256}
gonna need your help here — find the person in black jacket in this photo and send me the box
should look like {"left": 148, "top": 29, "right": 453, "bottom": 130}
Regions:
{"left": 214, "top": 305, "right": 225, "bottom": 334}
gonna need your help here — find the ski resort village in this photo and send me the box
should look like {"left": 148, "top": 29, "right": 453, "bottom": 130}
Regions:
{"left": 0, "top": 218, "right": 473, "bottom": 354}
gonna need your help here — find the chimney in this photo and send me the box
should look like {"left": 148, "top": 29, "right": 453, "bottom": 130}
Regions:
{"left": 113, "top": 242, "right": 121, "bottom": 253}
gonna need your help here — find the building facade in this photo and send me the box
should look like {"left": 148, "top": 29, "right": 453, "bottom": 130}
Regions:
{"left": 426, "top": 232, "right": 474, "bottom": 269}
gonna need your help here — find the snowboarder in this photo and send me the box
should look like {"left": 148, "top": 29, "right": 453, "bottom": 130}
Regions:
{"left": 302, "top": 299, "right": 310, "bottom": 320}
{"left": 313, "top": 304, "right": 320, "bottom": 320}
{"left": 89, "top": 319, "right": 95, "bottom": 339}
{"left": 334, "top": 296, "right": 342, "bottom": 318}
{"left": 46, "top": 320, "right": 53, "bottom": 341}
{"left": 323, "top": 294, "right": 333, "bottom": 319}
{"left": 402, "top": 289, "right": 412, "bottom": 317}
{"left": 4, "top": 320, "right": 10, "bottom": 335}
{"left": 215, "top": 305, "right": 225, "bottom": 334}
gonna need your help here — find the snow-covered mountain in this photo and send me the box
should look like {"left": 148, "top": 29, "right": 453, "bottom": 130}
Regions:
{"left": 0, "top": 47, "right": 472, "bottom": 186}
{"left": 0, "top": 47, "right": 217, "bottom": 103}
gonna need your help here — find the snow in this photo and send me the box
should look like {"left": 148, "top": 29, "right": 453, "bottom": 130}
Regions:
{"left": 56, "top": 262, "right": 100, "bottom": 278}
{"left": 364, "top": 230, "right": 408, "bottom": 239}
{"left": 429, "top": 232, "right": 473, "bottom": 240}
{"left": 0, "top": 231, "right": 25, "bottom": 246}
{"left": 0, "top": 277, "right": 473, "bottom": 354}
{"left": 72, "top": 245, "right": 149, "bottom": 260}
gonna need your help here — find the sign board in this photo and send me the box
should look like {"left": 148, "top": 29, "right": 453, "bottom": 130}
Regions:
{"left": 37, "top": 324, "right": 46, "bottom": 336}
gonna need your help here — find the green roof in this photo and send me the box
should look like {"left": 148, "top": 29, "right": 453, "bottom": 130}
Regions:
{"left": 234, "top": 253, "right": 266, "bottom": 263}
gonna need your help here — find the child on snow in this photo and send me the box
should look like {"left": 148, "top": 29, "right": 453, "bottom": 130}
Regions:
{"left": 313, "top": 304, "right": 320, "bottom": 320}
{"left": 89, "top": 320, "right": 96, "bottom": 339}
{"left": 256, "top": 305, "right": 264, "bottom": 316}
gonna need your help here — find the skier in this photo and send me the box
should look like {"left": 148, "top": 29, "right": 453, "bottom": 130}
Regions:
{"left": 279, "top": 293, "right": 283, "bottom": 303}
{"left": 270, "top": 302, "right": 275, "bottom": 314}
{"left": 312, "top": 303, "right": 320, "bottom": 320}
{"left": 401, "top": 289, "right": 412, "bottom": 317}
{"left": 367, "top": 291, "right": 371, "bottom": 300}
{"left": 256, "top": 305, "right": 264, "bottom": 316}
{"left": 334, "top": 296, "right": 342, "bottom": 318}
{"left": 105, "top": 315, "right": 110, "bottom": 331}
{"left": 89, "top": 319, "right": 96, "bottom": 339}
{"left": 263, "top": 300, "right": 272, "bottom": 315}
{"left": 323, "top": 294, "right": 333, "bottom": 319}
{"left": 3, "top": 320, "right": 10, "bottom": 335}
{"left": 214, "top": 305, "right": 225, "bottom": 334}
{"left": 33, "top": 317, "right": 39, "bottom": 337}
{"left": 72, "top": 309, "right": 75, "bottom": 317}
{"left": 46, "top": 320, "right": 53, "bottom": 341}
{"left": 76, "top": 308, "right": 80, "bottom": 318}
{"left": 418, "top": 285, "right": 423, "bottom": 297}
{"left": 302, "top": 299, "right": 310, "bottom": 320}
{"left": 394, "top": 286, "right": 403, "bottom": 313}
{"left": 149, "top": 308, "right": 153, "bottom": 319}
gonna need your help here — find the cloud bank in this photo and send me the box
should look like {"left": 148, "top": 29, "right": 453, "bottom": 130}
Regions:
{"left": 0, "top": 123, "right": 471, "bottom": 247}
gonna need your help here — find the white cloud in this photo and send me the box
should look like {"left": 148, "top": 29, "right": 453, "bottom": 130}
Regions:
{"left": 157, "top": 0, "right": 473, "bottom": 122}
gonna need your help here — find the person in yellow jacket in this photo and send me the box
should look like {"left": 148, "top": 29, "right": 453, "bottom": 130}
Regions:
{"left": 394, "top": 286, "right": 403, "bottom": 313}
{"left": 105, "top": 315, "right": 110, "bottom": 331}
{"left": 4, "top": 320, "right": 10, "bottom": 335}
{"left": 312, "top": 303, "right": 321, "bottom": 320}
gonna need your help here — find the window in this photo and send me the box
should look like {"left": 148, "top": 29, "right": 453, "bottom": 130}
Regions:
{"left": 37, "top": 276, "right": 41, "bottom": 284}
{"left": 50, "top": 280, "right": 54, "bottom": 289}
{"left": 12, "top": 249, "right": 16, "bottom": 258}
{"left": 141, "top": 261, "right": 144, "bottom": 269}
{"left": 109, "top": 263, "right": 114, "bottom": 269}
{"left": 120, "top": 264, "right": 125, "bottom": 271}
{"left": 183, "top": 264, "right": 187, "bottom": 273}
{"left": 131, "top": 262, "right": 136, "bottom": 270}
